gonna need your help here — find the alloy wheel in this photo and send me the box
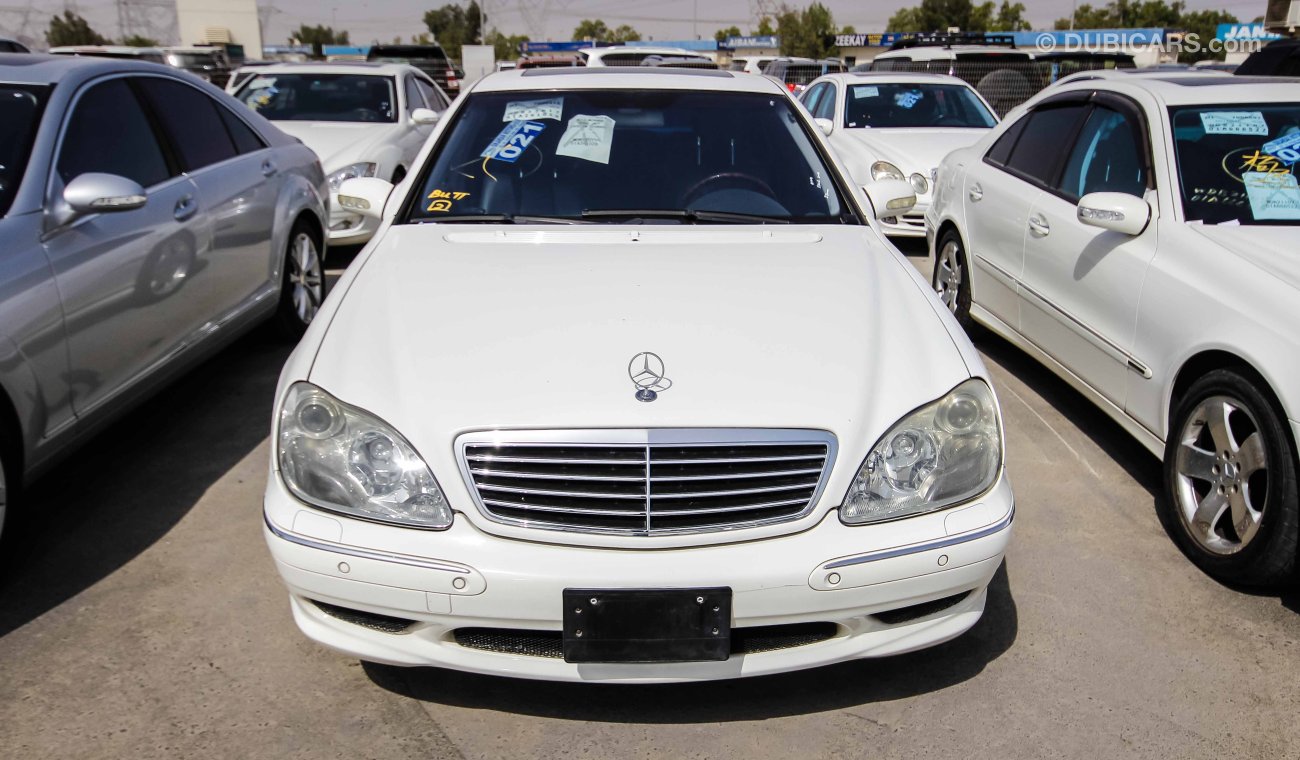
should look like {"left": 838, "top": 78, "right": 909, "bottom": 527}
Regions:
{"left": 288, "top": 232, "right": 324, "bottom": 325}
{"left": 935, "top": 239, "right": 963, "bottom": 313}
{"left": 1172, "top": 395, "right": 1269, "bottom": 555}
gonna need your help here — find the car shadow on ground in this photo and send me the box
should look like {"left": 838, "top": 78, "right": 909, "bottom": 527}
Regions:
{"left": 0, "top": 328, "right": 293, "bottom": 637}
{"left": 364, "top": 561, "right": 1017, "bottom": 721}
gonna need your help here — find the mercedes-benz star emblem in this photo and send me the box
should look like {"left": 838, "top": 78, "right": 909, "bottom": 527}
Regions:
{"left": 628, "top": 352, "right": 672, "bottom": 402}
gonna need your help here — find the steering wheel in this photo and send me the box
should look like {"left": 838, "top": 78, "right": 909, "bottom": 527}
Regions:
{"left": 682, "top": 172, "right": 777, "bottom": 206}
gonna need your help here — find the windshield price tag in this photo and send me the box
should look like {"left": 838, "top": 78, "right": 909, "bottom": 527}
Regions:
{"left": 1262, "top": 132, "right": 1300, "bottom": 166}
{"left": 1243, "top": 171, "right": 1300, "bottom": 220}
{"left": 853, "top": 86, "right": 879, "bottom": 99}
{"left": 556, "top": 114, "right": 616, "bottom": 164}
{"left": 1200, "top": 111, "right": 1269, "bottom": 136}
{"left": 481, "top": 120, "right": 546, "bottom": 163}
{"left": 503, "top": 97, "right": 564, "bottom": 122}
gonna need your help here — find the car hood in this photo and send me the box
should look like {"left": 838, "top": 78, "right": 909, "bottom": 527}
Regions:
{"left": 1190, "top": 224, "right": 1300, "bottom": 291}
{"left": 309, "top": 225, "right": 972, "bottom": 452}
{"left": 271, "top": 121, "right": 400, "bottom": 170}
{"left": 836, "top": 128, "right": 989, "bottom": 178}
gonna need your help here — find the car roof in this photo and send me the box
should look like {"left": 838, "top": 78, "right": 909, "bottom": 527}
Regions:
{"left": 581, "top": 46, "right": 697, "bottom": 57}
{"left": 875, "top": 45, "right": 1030, "bottom": 61}
{"left": 823, "top": 71, "right": 973, "bottom": 86}
{"left": 473, "top": 67, "right": 783, "bottom": 94}
{"left": 236, "top": 61, "right": 413, "bottom": 75}
{"left": 49, "top": 45, "right": 165, "bottom": 54}
{"left": 0, "top": 52, "right": 171, "bottom": 85}
{"left": 1052, "top": 75, "right": 1300, "bottom": 106}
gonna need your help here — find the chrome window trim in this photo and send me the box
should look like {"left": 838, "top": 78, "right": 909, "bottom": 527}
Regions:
{"left": 455, "top": 428, "right": 839, "bottom": 537}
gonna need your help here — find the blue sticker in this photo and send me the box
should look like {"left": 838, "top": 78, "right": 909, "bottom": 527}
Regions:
{"left": 1263, "top": 131, "right": 1300, "bottom": 166}
{"left": 895, "top": 91, "right": 923, "bottom": 109}
{"left": 480, "top": 120, "right": 546, "bottom": 163}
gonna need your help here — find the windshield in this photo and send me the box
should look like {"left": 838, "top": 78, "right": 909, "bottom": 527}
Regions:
{"left": 236, "top": 73, "right": 396, "bottom": 123}
{"left": 845, "top": 83, "right": 996, "bottom": 128}
{"left": 1170, "top": 103, "right": 1300, "bottom": 225}
{"left": 0, "top": 85, "right": 45, "bottom": 217}
{"left": 405, "top": 89, "right": 851, "bottom": 224}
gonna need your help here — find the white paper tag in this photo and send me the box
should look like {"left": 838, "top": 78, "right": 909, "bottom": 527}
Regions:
{"left": 556, "top": 114, "right": 616, "bottom": 164}
{"left": 502, "top": 97, "right": 564, "bottom": 122}
{"left": 1243, "top": 171, "right": 1300, "bottom": 220}
{"left": 1200, "top": 111, "right": 1269, "bottom": 136}
{"left": 853, "top": 86, "right": 879, "bottom": 99}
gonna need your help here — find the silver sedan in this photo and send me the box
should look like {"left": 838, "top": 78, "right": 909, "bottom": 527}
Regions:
{"left": 0, "top": 54, "right": 328, "bottom": 544}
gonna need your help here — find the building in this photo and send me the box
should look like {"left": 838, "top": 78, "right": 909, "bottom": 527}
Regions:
{"left": 175, "top": 0, "right": 263, "bottom": 60}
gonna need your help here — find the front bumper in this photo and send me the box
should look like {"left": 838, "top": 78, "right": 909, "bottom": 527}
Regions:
{"left": 327, "top": 197, "right": 379, "bottom": 245}
{"left": 879, "top": 198, "right": 930, "bottom": 238}
{"left": 264, "top": 476, "right": 1013, "bottom": 683}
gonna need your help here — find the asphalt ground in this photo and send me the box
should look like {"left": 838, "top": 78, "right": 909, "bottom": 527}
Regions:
{"left": 1, "top": 241, "right": 1297, "bottom": 759}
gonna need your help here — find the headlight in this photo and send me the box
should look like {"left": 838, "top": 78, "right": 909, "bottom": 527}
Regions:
{"left": 909, "top": 172, "right": 930, "bottom": 195}
{"left": 841, "top": 379, "right": 1001, "bottom": 525}
{"left": 871, "top": 161, "right": 904, "bottom": 182}
{"left": 327, "top": 162, "right": 378, "bottom": 192}
{"left": 278, "top": 382, "right": 453, "bottom": 529}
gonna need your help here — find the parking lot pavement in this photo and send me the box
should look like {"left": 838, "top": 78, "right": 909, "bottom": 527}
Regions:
{"left": 2, "top": 248, "right": 1299, "bottom": 759}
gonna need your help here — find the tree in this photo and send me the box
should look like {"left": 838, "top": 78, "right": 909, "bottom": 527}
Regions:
{"left": 424, "top": 2, "right": 483, "bottom": 55}
{"left": 991, "top": 1, "right": 1031, "bottom": 31}
{"left": 714, "top": 25, "right": 741, "bottom": 43}
{"left": 756, "top": 17, "right": 776, "bottom": 35}
{"left": 46, "top": 11, "right": 110, "bottom": 47}
{"left": 776, "top": 2, "right": 838, "bottom": 57}
{"left": 485, "top": 29, "right": 529, "bottom": 60}
{"left": 1054, "top": 1, "right": 1238, "bottom": 62}
{"left": 293, "top": 24, "right": 350, "bottom": 46}
{"left": 121, "top": 34, "right": 159, "bottom": 47}
{"left": 572, "top": 19, "right": 610, "bottom": 41}
{"left": 887, "top": 0, "right": 1025, "bottom": 32}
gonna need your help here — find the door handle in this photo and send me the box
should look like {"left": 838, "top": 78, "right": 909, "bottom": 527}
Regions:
{"left": 968, "top": 183, "right": 984, "bottom": 202}
{"left": 1028, "top": 214, "right": 1050, "bottom": 238}
{"left": 173, "top": 195, "right": 197, "bottom": 222}
{"left": 261, "top": 159, "right": 278, "bottom": 177}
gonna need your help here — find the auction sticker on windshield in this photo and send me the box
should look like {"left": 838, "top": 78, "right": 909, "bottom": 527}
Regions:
{"left": 1244, "top": 171, "right": 1300, "bottom": 220}
{"left": 1201, "top": 111, "right": 1269, "bottom": 136}
{"left": 557, "top": 114, "right": 616, "bottom": 164}
{"left": 481, "top": 120, "right": 546, "bottom": 163}
{"left": 503, "top": 97, "right": 564, "bottom": 121}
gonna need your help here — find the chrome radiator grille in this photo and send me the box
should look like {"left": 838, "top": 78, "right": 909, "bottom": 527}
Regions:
{"left": 458, "top": 431, "right": 835, "bottom": 535}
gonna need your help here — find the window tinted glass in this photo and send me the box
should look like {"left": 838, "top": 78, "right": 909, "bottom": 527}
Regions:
{"left": 0, "top": 85, "right": 46, "bottom": 216}
{"left": 814, "top": 85, "right": 836, "bottom": 120}
{"left": 871, "top": 57, "right": 908, "bottom": 71}
{"left": 403, "top": 75, "right": 425, "bottom": 111}
{"left": 986, "top": 116, "right": 1026, "bottom": 165}
{"left": 1057, "top": 106, "right": 1146, "bottom": 200}
{"left": 236, "top": 73, "right": 397, "bottom": 123}
{"left": 137, "top": 77, "right": 237, "bottom": 171}
{"left": 57, "top": 79, "right": 170, "bottom": 188}
{"left": 801, "top": 83, "right": 825, "bottom": 114}
{"left": 845, "top": 83, "right": 997, "bottom": 128}
{"left": 218, "top": 106, "right": 265, "bottom": 154}
{"left": 407, "top": 89, "right": 848, "bottom": 224}
{"left": 1004, "top": 103, "right": 1088, "bottom": 184}
{"left": 416, "top": 79, "right": 448, "bottom": 110}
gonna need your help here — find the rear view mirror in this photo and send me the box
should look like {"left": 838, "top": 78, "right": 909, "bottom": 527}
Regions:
{"left": 1076, "top": 192, "right": 1150, "bottom": 236}
{"left": 63, "top": 173, "right": 146, "bottom": 214}
{"left": 862, "top": 179, "right": 916, "bottom": 220}
{"left": 814, "top": 117, "right": 834, "bottom": 136}
{"left": 411, "top": 107, "right": 440, "bottom": 126}
{"left": 337, "top": 177, "right": 395, "bottom": 221}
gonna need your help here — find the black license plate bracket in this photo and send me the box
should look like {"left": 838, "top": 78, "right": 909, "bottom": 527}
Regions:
{"left": 562, "top": 587, "right": 732, "bottom": 663}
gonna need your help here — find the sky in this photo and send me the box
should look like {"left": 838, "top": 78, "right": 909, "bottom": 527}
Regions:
{"left": 16, "top": 0, "right": 1270, "bottom": 49}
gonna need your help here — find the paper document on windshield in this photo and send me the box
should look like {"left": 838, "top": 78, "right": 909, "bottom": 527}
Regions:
{"left": 556, "top": 114, "right": 615, "bottom": 164}
{"left": 1243, "top": 171, "right": 1300, "bottom": 220}
{"left": 1200, "top": 111, "right": 1268, "bottom": 136}
{"left": 503, "top": 97, "right": 563, "bottom": 121}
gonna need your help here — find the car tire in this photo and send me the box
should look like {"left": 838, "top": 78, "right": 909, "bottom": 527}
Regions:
{"left": 932, "top": 229, "right": 977, "bottom": 332}
{"left": 275, "top": 220, "right": 327, "bottom": 340}
{"left": 1161, "top": 369, "right": 1298, "bottom": 587}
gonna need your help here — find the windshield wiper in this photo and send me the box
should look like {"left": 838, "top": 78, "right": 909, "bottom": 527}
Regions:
{"left": 580, "top": 209, "right": 791, "bottom": 224}
{"left": 413, "top": 213, "right": 588, "bottom": 224}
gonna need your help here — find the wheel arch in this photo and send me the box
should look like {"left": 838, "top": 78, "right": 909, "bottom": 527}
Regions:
{"left": 1168, "top": 350, "right": 1296, "bottom": 459}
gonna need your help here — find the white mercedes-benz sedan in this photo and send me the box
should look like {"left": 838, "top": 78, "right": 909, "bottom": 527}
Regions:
{"left": 926, "top": 75, "right": 1300, "bottom": 587}
{"left": 263, "top": 68, "right": 1014, "bottom": 682}
{"left": 801, "top": 72, "right": 998, "bottom": 237}
{"left": 232, "top": 62, "right": 449, "bottom": 246}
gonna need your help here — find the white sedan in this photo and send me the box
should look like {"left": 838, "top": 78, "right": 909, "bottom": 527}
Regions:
{"left": 233, "top": 62, "right": 449, "bottom": 245}
{"left": 262, "top": 68, "right": 1014, "bottom": 682}
{"left": 802, "top": 72, "right": 998, "bottom": 237}
{"left": 927, "top": 74, "right": 1300, "bottom": 586}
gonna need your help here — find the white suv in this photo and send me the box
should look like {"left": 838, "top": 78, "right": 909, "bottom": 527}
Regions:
{"left": 263, "top": 68, "right": 1014, "bottom": 682}
{"left": 927, "top": 74, "right": 1300, "bottom": 586}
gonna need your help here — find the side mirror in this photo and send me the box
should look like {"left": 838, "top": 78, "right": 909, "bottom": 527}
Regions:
{"left": 411, "top": 107, "right": 440, "bottom": 126}
{"left": 337, "top": 177, "right": 395, "bottom": 221}
{"left": 63, "top": 173, "right": 147, "bottom": 214}
{"left": 862, "top": 179, "right": 916, "bottom": 220}
{"left": 813, "top": 117, "right": 834, "bottom": 136}
{"left": 1076, "top": 192, "right": 1150, "bottom": 236}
